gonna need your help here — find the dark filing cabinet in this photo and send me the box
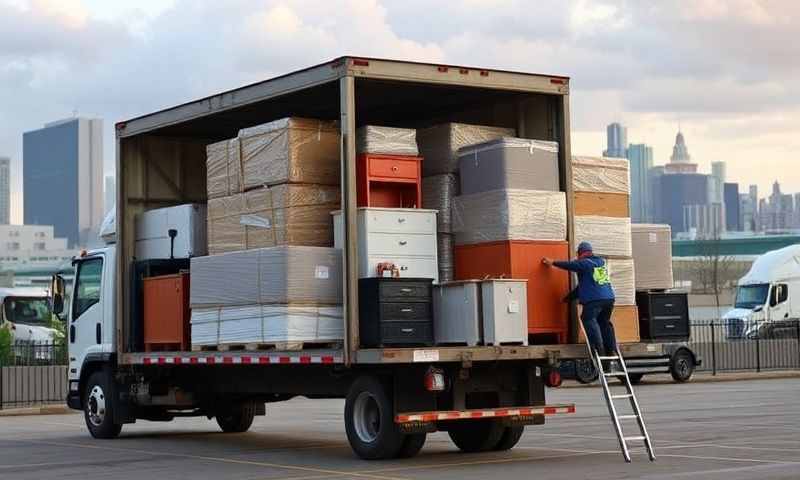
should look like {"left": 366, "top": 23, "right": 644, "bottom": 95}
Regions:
{"left": 359, "top": 278, "right": 434, "bottom": 347}
{"left": 636, "top": 291, "right": 690, "bottom": 341}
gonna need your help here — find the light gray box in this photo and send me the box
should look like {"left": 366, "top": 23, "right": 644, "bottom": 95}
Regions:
{"left": 458, "top": 138, "right": 560, "bottom": 195}
{"left": 433, "top": 281, "right": 482, "bottom": 346}
{"left": 481, "top": 279, "right": 528, "bottom": 346}
{"left": 135, "top": 204, "right": 207, "bottom": 260}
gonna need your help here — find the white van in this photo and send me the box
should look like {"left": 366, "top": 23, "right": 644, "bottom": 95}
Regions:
{"left": 723, "top": 244, "right": 800, "bottom": 339}
{"left": 0, "top": 287, "right": 59, "bottom": 345}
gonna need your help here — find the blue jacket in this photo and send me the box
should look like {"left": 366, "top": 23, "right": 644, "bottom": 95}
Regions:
{"left": 553, "top": 255, "right": 615, "bottom": 304}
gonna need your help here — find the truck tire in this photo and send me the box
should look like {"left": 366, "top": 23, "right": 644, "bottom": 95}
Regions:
{"left": 670, "top": 350, "right": 695, "bottom": 383}
{"left": 84, "top": 371, "right": 123, "bottom": 439}
{"left": 344, "top": 376, "right": 405, "bottom": 460}
{"left": 493, "top": 426, "right": 525, "bottom": 451}
{"left": 397, "top": 433, "right": 427, "bottom": 458}
{"left": 448, "top": 419, "right": 505, "bottom": 453}
{"left": 628, "top": 373, "right": 644, "bottom": 385}
{"left": 216, "top": 401, "right": 257, "bottom": 433}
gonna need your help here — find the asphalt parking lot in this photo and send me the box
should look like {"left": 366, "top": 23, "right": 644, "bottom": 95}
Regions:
{"left": 1, "top": 377, "right": 798, "bottom": 480}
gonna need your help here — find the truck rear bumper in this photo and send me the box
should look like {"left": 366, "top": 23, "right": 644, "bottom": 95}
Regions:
{"left": 395, "top": 403, "right": 575, "bottom": 423}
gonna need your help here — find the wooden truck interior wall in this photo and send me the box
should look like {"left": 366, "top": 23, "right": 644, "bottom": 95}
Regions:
{"left": 119, "top": 76, "right": 566, "bottom": 354}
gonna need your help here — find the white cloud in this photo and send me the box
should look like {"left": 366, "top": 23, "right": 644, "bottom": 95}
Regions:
{"left": 0, "top": 0, "right": 798, "bottom": 223}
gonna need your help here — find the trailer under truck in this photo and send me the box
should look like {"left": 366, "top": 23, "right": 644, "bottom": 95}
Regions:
{"left": 52, "top": 57, "right": 662, "bottom": 460}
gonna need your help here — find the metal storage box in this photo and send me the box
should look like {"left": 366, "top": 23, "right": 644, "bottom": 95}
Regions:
{"left": 457, "top": 138, "right": 560, "bottom": 194}
{"left": 636, "top": 291, "right": 690, "bottom": 341}
{"left": 481, "top": 279, "right": 528, "bottom": 346}
{"left": 433, "top": 281, "right": 481, "bottom": 346}
{"left": 135, "top": 204, "right": 207, "bottom": 260}
{"left": 333, "top": 208, "right": 438, "bottom": 282}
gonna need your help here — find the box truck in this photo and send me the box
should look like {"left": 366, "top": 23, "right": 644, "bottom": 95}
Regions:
{"left": 723, "top": 244, "right": 800, "bottom": 339}
{"left": 51, "top": 57, "right": 661, "bottom": 459}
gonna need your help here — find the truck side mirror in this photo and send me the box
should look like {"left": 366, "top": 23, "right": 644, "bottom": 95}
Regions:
{"left": 50, "top": 274, "right": 66, "bottom": 318}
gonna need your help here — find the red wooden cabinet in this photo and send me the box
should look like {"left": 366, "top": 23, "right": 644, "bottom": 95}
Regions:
{"left": 357, "top": 153, "right": 422, "bottom": 208}
{"left": 143, "top": 273, "right": 190, "bottom": 352}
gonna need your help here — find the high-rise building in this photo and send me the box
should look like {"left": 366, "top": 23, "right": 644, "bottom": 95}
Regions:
{"left": 603, "top": 122, "right": 628, "bottom": 158}
{"left": 740, "top": 193, "right": 756, "bottom": 232}
{"left": 0, "top": 157, "right": 9, "bottom": 225}
{"left": 795, "top": 193, "right": 800, "bottom": 228}
{"left": 657, "top": 173, "right": 710, "bottom": 236}
{"left": 759, "top": 181, "right": 795, "bottom": 231}
{"left": 665, "top": 131, "right": 698, "bottom": 174}
{"left": 0, "top": 224, "right": 76, "bottom": 269}
{"left": 683, "top": 203, "right": 724, "bottom": 238}
{"left": 724, "top": 182, "right": 740, "bottom": 231}
{"left": 649, "top": 165, "right": 666, "bottom": 223}
{"left": 23, "top": 118, "right": 104, "bottom": 247}
{"left": 104, "top": 176, "right": 115, "bottom": 215}
{"left": 627, "top": 143, "right": 653, "bottom": 222}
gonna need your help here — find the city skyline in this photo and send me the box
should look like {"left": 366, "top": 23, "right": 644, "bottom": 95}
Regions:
{"left": 1, "top": 1, "right": 798, "bottom": 223}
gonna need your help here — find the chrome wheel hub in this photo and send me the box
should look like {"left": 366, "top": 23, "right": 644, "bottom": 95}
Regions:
{"left": 87, "top": 385, "right": 106, "bottom": 426}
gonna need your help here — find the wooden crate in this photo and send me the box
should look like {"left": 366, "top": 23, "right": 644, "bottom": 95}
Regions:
{"left": 577, "top": 304, "right": 640, "bottom": 344}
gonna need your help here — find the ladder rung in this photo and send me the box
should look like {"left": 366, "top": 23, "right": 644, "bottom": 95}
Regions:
{"left": 597, "top": 355, "right": 619, "bottom": 360}
{"left": 604, "top": 372, "right": 626, "bottom": 377}
{"left": 625, "top": 436, "right": 646, "bottom": 443}
{"left": 612, "top": 394, "right": 633, "bottom": 399}
{"left": 618, "top": 415, "right": 639, "bottom": 420}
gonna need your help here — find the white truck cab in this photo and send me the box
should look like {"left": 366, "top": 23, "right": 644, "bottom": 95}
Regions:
{"left": 723, "top": 244, "right": 800, "bottom": 339}
{"left": 0, "top": 287, "right": 59, "bottom": 345}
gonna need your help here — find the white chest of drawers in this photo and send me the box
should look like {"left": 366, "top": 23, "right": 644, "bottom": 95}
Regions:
{"left": 333, "top": 208, "right": 438, "bottom": 282}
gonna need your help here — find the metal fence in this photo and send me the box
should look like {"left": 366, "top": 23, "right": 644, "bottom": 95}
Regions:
{"left": 689, "top": 320, "right": 800, "bottom": 374}
{"left": 0, "top": 342, "right": 68, "bottom": 409}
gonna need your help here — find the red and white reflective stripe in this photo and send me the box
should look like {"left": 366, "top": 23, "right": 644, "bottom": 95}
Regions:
{"left": 138, "top": 354, "right": 340, "bottom": 365}
{"left": 395, "top": 404, "right": 575, "bottom": 423}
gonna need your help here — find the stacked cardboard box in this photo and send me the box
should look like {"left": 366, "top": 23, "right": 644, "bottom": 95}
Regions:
{"left": 631, "top": 224, "right": 674, "bottom": 290}
{"left": 572, "top": 155, "right": 638, "bottom": 343}
{"left": 197, "top": 118, "right": 344, "bottom": 349}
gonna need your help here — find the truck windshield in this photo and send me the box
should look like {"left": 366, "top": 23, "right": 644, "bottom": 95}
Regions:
{"left": 735, "top": 284, "right": 770, "bottom": 309}
{"left": 3, "top": 297, "right": 53, "bottom": 326}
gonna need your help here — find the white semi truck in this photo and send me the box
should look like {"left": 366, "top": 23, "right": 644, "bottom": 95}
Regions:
{"left": 724, "top": 244, "right": 800, "bottom": 339}
{"left": 52, "top": 57, "right": 661, "bottom": 459}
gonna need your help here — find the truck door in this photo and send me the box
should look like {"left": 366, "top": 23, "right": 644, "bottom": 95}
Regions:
{"left": 766, "top": 283, "right": 791, "bottom": 337}
{"left": 69, "top": 256, "right": 105, "bottom": 381}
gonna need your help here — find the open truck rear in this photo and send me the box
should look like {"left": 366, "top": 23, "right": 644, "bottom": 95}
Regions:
{"left": 61, "top": 57, "right": 658, "bottom": 459}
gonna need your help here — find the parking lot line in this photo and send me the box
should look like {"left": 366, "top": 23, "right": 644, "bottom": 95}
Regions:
{"left": 20, "top": 439, "right": 411, "bottom": 480}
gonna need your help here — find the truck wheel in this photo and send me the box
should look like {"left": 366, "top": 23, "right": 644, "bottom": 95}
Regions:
{"left": 493, "top": 426, "right": 525, "bottom": 451}
{"left": 628, "top": 373, "right": 644, "bottom": 385}
{"left": 397, "top": 433, "right": 427, "bottom": 458}
{"left": 216, "top": 401, "right": 257, "bottom": 433}
{"left": 84, "top": 371, "right": 122, "bottom": 439}
{"left": 448, "top": 419, "right": 505, "bottom": 453}
{"left": 575, "top": 359, "right": 598, "bottom": 384}
{"left": 670, "top": 350, "right": 695, "bottom": 383}
{"left": 345, "top": 376, "right": 405, "bottom": 460}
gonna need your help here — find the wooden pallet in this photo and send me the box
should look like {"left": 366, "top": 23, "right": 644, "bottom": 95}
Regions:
{"left": 191, "top": 341, "right": 343, "bottom": 352}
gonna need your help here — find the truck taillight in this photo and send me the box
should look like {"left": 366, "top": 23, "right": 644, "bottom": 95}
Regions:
{"left": 546, "top": 370, "right": 562, "bottom": 388}
{"left": 424, "top": 367, "right": 446, "bottom": 392}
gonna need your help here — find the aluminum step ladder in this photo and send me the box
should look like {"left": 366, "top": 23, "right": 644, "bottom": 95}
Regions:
{"left": 593, "top": 348, "right": 656, "bottom": 463}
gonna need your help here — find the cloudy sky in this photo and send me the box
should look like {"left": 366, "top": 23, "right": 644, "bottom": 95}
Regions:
{"left": 1, "top": 0, "right": 797, "bottom": 223}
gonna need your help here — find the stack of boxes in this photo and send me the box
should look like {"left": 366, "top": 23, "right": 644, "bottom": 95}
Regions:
{"left": 450, "top": 137, "right": 571, "bottom": 344}
{"left": 191, "top": 117, "right": 345, "bottom": 349}
{"left": 420, "top": 123, "right": 514, "bottom": 282}
{"left": 571, "top": 156, "right": 639, "bottom": 343}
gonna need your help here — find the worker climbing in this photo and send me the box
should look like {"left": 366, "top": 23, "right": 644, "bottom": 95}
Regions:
{"left": 542, "top": 241, "right": 618, "bottom": 364}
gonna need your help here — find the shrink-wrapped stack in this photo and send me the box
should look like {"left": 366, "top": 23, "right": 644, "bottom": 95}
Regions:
{"left": 238, "top": 117, "right": 340, "bottom": 188}
{"left": 451, "top": 189, "right": 567, "bottom": 245}
{"left": 417, "top": 123, "right": 515, "bottom": 175}
{"left": 189, "top": 246, "right": 343, "bottom": 348}
{"left": 606, "top": 258, "right": 636, "bottom": 306}
{"left": 573, "top": 216, "right": 633, "bottom": 258}
{"left": 356, "top": 126, "right": 418, "bottom": 156}
{"left": 422, "top": 174, "right": 458, "bottom": 282}
{"left": 207, "top": 184, "right": 339, "bottom": 254}
{"left": 631, "top": 224, "right": 674, "bottom": 290}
